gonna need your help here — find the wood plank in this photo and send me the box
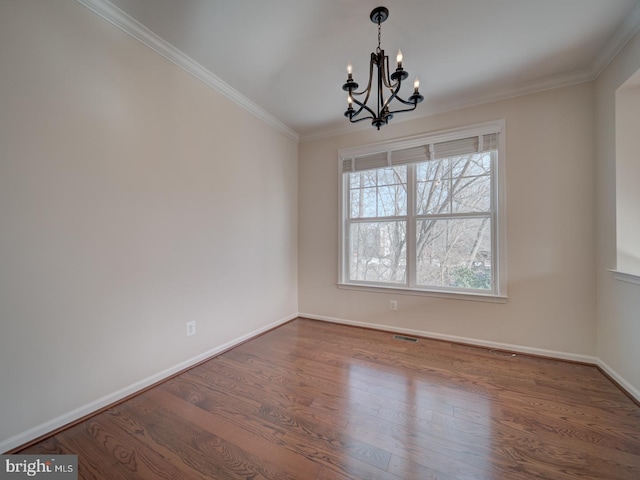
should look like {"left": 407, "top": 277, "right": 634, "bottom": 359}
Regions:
{"left": 17, "top": 317, "right": 640, "bottom": 479}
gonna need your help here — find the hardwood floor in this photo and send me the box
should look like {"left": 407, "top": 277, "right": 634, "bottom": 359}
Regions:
{"left": 19, "top": 318, "right": 640, "bottom": 479}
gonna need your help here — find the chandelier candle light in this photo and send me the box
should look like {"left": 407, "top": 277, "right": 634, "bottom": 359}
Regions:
{"left": 343, "top": 6, "right": 423, "bottom": 129}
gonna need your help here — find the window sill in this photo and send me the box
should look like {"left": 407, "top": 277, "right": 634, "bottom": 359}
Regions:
{"left": 337, "top": 283, "right": 508, "bottom": 303}
{"left": 609, "top": 269, "right": 640, "bottom": 286}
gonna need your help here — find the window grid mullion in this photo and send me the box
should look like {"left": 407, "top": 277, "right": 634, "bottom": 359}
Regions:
{"left": 407, "top": 164, "right": 416, "bottom": 288}
{"left": 490, "top": 150, "right": 498, "bottom": 294}
{"left": 415, "top": 212, "right": 492, "bottom": 221}
{"left": 348, "top": 215, "right": 407, "bottom": 223}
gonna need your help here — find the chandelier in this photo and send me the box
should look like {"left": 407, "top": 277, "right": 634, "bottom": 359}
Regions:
{"left": 343, "top": 6, "right": 423, "bottom": 130}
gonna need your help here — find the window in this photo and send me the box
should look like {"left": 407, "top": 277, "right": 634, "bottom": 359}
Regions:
{"left": 338, "top": 121, "right": 506, "bottom": 299}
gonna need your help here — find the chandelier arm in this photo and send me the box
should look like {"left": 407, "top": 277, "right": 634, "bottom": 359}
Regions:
{"left": 391, "top": 95, "right": 420, "bottom": 107}
{"left": 348, "top": 52, "right": 377, "bottom": 105}
{"left": 360, "top": 52, "right": 377, "bottom": 102}
{"left": 380, "top": 54, "right": 396, "bottom": 89}
{"left": 387, "top": 102, "right": 420, "bottom": 115}
{"left": 380, "top": 81, "right": 402, "bottom": 112}
{"left": 348, "top": 95, "right": 378, "bottom": 120}
{"left": 350, "top": 86, "right": 373, "bottom": 104}
{"left": 377, "top": 55, "right": 384, "bottom": 119}
{"left": 349, "top": 114, "right": 376, "bottom": 124}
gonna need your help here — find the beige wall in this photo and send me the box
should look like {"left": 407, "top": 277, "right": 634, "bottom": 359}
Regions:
{"left": 595, "top": 29, "right": 640, "bottom": 397}
{"left": 0, "top": 1, "right": 298, "bottom": 449}
{"left": 299, "top": 83, "right": 597, "bottom": 358}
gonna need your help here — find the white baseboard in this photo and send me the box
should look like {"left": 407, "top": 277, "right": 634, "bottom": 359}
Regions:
{"left": 5, "top": 311, "right": 638, "bottom": 452}
{"left": 301, "top": 313, "right": 640, "bottom": 404}
{"left": 300, "top": 312, "right": 600, "bottom": 365}
{"left": 597, "top": 358, "right": 640, "bottom": 403}
{"left": 1, "top": 313, "right": 296, "bottom": 453}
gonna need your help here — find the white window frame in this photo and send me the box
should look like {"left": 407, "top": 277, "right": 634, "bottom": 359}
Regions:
{"left": 338, "top": 120, "right": 507, "bottom": 302}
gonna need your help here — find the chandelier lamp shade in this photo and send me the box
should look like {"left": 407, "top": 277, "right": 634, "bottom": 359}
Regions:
{"left": 343, "top": 6, "right": 423, "bottom": 130}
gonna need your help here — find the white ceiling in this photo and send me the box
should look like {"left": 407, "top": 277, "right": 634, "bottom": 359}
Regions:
{"left": 93, "top": 0, "right": 640, "bottom": 140}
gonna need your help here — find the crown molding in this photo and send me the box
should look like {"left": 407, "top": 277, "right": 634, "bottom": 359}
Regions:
{"left": 591, "top": 1, "right": 640, "bottom": 78}
{"left": 75, "top": 0, "right": 299, "bottom": 143}
{"left": 76, "top": 0, "right": 640, "bottom": 145}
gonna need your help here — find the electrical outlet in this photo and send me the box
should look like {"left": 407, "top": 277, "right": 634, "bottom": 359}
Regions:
{"left": 186, "top": 321, "right": 196, "bottom": 336}
{"left": 390, "top": 300, "right": 398, "bottom": 311}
